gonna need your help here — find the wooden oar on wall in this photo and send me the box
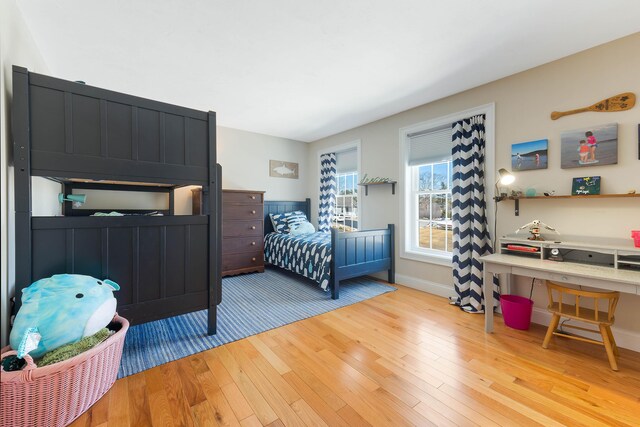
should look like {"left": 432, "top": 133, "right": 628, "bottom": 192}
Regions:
{"left": 550, "top": 92, "right": 635, "bottom": 120}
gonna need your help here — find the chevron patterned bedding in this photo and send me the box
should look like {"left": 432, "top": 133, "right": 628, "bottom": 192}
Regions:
{"left": 263, "top": 232, "right": 332, "bottom": 290}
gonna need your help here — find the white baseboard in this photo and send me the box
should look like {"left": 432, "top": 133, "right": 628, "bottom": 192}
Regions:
{"left": 531, "top": 307, "right": 640, "bottom": 353}
{"left": 393, "top": 274, "right": 640, "bottom": 352}
{"left": 395, "top": 274, "right": 457, "bottom": 299}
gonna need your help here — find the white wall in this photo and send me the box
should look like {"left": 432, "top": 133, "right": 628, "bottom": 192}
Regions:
{"left": 218, "top": 126, "right": 309, "bottom": 200}
{"left": 308, "top": 33, "right": 640, "bottom": 349}
{"left": 173, "top": 126, "right": 310, "bottom": 214}
{"left": 1, "top": 0, "right": 51, "bottom": 346}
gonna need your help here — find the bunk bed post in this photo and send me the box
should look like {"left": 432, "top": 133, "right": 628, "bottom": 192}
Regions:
{"left": 12, "top": 66, "right": 32, "bottom": 311}
{"left": 387, "top": 224, "right": 395, "bottom": 284}
{"left": 330, "top": 227, "right": 339, "bottom": 299}
{"left": 168, "top": 189, "right": 175, "bottom": 215}
{"left": 206, "top": 111, "right": 220, "bottom": 335}
{"left": 304, "top": 198, "right": 311, "bottom": 223}
{"left": 61, "top": 182, "right": 71, "bottom": 216}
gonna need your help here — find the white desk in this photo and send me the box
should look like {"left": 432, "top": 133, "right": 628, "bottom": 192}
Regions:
{"left": 481, "top": 253, "right": 640, "bottom": 332}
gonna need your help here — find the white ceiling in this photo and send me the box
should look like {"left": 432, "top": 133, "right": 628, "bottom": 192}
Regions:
{"left": 16, "top": 0, "right": 640, "bottom": 142}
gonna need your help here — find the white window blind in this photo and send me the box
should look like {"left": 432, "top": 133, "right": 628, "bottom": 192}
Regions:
{"left": 336, "top": 148, "right": 358, "bottom": 173}
{"left": 407, "top": 126, "right": 452, "bottom": 166}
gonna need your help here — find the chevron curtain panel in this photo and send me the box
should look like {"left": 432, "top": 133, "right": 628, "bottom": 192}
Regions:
{"left": 451, "top": 115, "right": 499, "bottom": 313}
{"left": 318, "top": 153, "right": 337, "bottom": 232}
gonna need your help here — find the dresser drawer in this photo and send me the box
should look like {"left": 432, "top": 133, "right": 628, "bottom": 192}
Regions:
{"left": 223, "top": 236, "right": 263, "bottom": 255}
{"left": 223, "top": 204, "right": 263, "bottom": 220}
{"left": 223, "top": 220, "right": 263, "bottom": 237}
{"left": 223, "top": 191, "right": 263, "bottom": 205}
{"left": 222, "top": 250, "right": 264, "bottom": 272}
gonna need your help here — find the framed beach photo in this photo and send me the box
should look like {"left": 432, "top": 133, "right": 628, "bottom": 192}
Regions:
{"left": 511, "top": 139, "right": 548, "bottom": 171}
{"left": 560, "top": 123, "right": 618, "bottom": 169}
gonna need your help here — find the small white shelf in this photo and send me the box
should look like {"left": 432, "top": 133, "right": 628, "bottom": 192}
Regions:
{"left": 499, "top": 234, "right": 640, "bottom": 271}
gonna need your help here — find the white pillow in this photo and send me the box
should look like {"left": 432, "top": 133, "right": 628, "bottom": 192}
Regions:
{"left": 289, "top": 221, "right": 316, "bottom": 236}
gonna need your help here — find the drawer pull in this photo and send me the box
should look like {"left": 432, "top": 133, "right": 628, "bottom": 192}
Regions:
{"left": 251, "top": 226, "right": 256, "bottom": 230}
{"left": 251, "top": 241, "right": 256, "bottom": 246}
{"left": 251, "top": 195, "right": 256, "bottom": 200}
{"left": 251, "top": 210, "right": 256, "bottom": 214}
{"left": 252, "top": 257, "right": 256, "bottom": 262}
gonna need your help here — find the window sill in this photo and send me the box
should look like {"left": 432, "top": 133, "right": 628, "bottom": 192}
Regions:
{"left": 400, "top": 249, "right": 453, "bottom": 267}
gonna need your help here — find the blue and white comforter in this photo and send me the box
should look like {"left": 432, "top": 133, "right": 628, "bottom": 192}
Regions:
{"left": 264, "top": 232, "right": 332, "bottom": 290}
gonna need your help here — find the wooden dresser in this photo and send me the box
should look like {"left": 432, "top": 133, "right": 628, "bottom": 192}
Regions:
{"left": 222, "top": 189, "right": 265, "bottom": 276}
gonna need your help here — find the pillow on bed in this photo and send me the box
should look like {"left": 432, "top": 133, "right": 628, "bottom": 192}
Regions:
{"left": 286, "top": 212, "right": 307, "bottom": 231}
{"left": 269, "top": 211, "right": 306, "bottom": 233}
{"left": 289, "top": 221, "right": 315, "bottom": 236}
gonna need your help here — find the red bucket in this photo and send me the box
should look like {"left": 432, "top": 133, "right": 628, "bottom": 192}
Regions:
{"left": 632, "top": 230, "right": 640, "bottom": 248}
{"left": 500, "top": 295, "right": 533, "bottom": 330}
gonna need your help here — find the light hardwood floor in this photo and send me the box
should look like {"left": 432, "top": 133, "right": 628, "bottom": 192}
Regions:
{"left": 71, "top": 284, "right": 640, "bottom": 427}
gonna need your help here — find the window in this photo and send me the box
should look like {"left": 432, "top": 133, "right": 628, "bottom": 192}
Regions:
{"left": 333, "top": 171, "right": 358, "bottom": 231}
{"left": 330, "top": 147, "right": 359, "bottom": 231}
{"left": 400, "top": 104, "right": 495, "bottom": 265}
{"left": 413, "top": 160, "right": 452, "bottom": 253}
{"left": 403, "top": 125, "right": 453, "bottom": 262}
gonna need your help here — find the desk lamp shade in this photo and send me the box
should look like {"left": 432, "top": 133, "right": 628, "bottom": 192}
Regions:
{"left": 497, "top": 168, "right": 515, "bottom": 186}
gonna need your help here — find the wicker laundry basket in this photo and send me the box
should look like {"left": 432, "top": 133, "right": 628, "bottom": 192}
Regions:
{"left": 0, "top": 315, "right": 129, "bottom": 427}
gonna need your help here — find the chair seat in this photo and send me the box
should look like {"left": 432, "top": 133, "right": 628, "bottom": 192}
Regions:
{"left": 547, "top": 302, "right": 614, "bottom": 326}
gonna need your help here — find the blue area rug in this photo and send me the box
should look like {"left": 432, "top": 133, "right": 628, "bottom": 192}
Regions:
{"left": 118, "top": 268, "right": 395, "bottom": 377}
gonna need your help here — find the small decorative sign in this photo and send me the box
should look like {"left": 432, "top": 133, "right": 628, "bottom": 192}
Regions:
{"left": 269, "top": 160, "right": 298, "bottom": 179}
{"left": 571, "top": 176, "right": 601, "bottom": 196}
{"left": 358, "top": 174, "right": 392, "bottom": 184}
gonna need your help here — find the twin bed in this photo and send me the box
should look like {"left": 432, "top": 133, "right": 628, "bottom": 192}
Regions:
{"left": 263, "top": 199, "right": 395, "bottom": 299}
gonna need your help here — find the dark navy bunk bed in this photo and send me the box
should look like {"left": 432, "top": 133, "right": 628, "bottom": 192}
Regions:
{"left": 263, "top": 199, "right": 395, "bottom": 299}
{"left": 12, "top": 66, "right": 222, "bottom": 334}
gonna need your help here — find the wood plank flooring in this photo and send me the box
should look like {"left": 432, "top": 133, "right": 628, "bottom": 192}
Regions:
{"left": 70, "top": 284, "right": 640, "bottom": 426}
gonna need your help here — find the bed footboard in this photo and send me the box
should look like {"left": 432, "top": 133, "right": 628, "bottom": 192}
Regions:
{"left": 330, "top": 224, "right": 395, "bottom": 299}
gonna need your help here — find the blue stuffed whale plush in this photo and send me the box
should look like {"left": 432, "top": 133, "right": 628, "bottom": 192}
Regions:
{"left": 9, "top": 274, "right": 120, "bottom": 359}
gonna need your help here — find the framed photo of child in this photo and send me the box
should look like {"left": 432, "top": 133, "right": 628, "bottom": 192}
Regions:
{"left": 560, "top": 123, "right": 618, "bottom": 169}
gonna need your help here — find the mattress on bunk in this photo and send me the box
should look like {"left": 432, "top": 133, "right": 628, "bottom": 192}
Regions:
{"left": 264, "top": 232, "right": 331, "bottom": 290}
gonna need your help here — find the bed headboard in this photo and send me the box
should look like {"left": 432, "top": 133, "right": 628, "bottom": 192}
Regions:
{"left": 263, "top": 198, "right": 311, "bottom": 235}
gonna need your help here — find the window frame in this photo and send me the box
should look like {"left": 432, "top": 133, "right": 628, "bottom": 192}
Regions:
{"left": 399, "top": 104, "right": 496, "bottom": 266}
{"left": 411, "top": 160, "right": 453, "bottom": 256}
{"left": 333, "top": 170, "right": 359, "bottom": 231}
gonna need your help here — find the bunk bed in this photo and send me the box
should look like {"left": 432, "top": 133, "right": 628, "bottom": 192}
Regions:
{"left": 263, "top": 199, "right": 395, "bottom": 299}
{"left": 12, "top": 66, "right": 222, "bottom": 334}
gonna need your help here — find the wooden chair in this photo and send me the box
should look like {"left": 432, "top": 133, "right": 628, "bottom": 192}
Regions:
{"left": 542, "top": 281, "right": 620, "bottom": 370}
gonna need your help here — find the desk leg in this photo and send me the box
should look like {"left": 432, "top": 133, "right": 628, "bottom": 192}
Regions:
{"left": 484, "top": 268, "right": 494, "bottom": 333}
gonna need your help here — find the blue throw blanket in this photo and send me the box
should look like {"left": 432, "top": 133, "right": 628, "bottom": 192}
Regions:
{"left": 264, "top": 232, "right": 331, "bottom": 290}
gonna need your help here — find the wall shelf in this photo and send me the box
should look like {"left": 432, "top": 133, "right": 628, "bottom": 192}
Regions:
{"left": 501, "top": 193, "right": 639, "bottom": 215}
{"left": 509, "top": 193, "right": 639, "bottom": 200}
{"left": 358, "top": 181, "right": 397, "bottom": 196}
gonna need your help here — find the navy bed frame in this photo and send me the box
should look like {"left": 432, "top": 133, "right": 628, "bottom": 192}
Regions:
{"left": 12, "top": 66, "right": 222, "bottom": 334}
{"left": 264, "top": 199, "right": 395, "bottom": 299}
